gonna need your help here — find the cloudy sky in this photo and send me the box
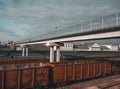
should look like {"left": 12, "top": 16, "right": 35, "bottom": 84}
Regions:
{"left": 0, "top": 0, "right": 120, "bottom": 43}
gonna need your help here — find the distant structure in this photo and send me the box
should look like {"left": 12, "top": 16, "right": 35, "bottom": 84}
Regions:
{"left": 15, "top": 46, "right": 22, "bottom": 51}
{"left": 7, "top": 41, "right": 14, "bottom": 50}
{"left": 74, "top": 43, "right": 119, "bottom": 51}
{"left": 60, "top": 43, "right": 74, "bottom": 51}
{"left": 101, "top": 44, "right": 119, "bottom": 51}
{"left": 0, "top": 42, "right": 2, "bottom": 48}
{"left": 100, "top": 46, "right": 110, "bottom": 51}
{"left": 88, "top": 43, "right": 101, "bottom": 51}
{"left": 74, "top": 43, "right": 101, "bottom": 51}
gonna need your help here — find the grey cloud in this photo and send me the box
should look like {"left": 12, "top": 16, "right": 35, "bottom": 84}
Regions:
{"left": 0, "top": 0, "right": 119, "bottom": 42}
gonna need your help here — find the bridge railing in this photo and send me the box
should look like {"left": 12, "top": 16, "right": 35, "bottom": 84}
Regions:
{"left": 16, "top": 13, "right": 120, "bottom": 43}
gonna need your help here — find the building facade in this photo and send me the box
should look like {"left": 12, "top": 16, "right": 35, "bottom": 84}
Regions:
{"left": 60, "top": 43, "right": 73, "bottom": 51}
{"left": 102, "top": 44, "right": 119, "bottom": 51}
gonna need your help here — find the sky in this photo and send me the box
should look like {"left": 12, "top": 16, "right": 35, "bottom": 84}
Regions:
{"left": 0, "top": 0, "right": 120, "bottom": 43}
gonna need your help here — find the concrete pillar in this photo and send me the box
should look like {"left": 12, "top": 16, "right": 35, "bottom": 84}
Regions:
{"left": 22, "top": 47, "right": 25, "bottom": 56}
{"left": 26, "top": 48, "right": 28, "bottom": 56}
{"left": 50, "top": 46, "right": 54, "bottom": 63}
{"left": 56, "top": 46, "right": 60, "bottom": 62}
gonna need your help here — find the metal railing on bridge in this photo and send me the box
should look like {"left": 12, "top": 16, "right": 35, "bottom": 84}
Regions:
{"left": 16, "top": 13, "right": 120, "bottom": 43}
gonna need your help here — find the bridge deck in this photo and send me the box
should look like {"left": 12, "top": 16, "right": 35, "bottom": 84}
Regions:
{"left": 18, "top": 26, "right": 120, "bottom": 44}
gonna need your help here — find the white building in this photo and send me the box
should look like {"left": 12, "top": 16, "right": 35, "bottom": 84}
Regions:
{"left": 74, "top": 44, "right": 89, "bottom": 51}
{"left": 60, "top": 43, "right": 73, "bottom": 51}
{"left": 74, "top": 43, "right": 101, "bottom": 51}
{"left": 16, "top": 46, "right": 22, "bottom": 51}
{"left": 102, "top": 44, "right": 119, "bottom": 51}
{"left": 89, "top": 43, "right": 101, "bottom": 51}
{"left": 100, "top": 46, "right": 110, "bottom": 51}
{"left": 74, "top": 43, "right": 112, "bottom": 51}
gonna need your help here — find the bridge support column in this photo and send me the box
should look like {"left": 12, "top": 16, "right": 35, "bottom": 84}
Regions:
{"left": 50, "top": 46, "right": 54, "bottom": 63}
{"left": 56, "top": 46, "right": 60, "bottom": 62}
{"left": 26, "top": 48, "right": 28, "bottom": 56}
{"left": 22, "top": 47, "right": 25, "bottom": 56}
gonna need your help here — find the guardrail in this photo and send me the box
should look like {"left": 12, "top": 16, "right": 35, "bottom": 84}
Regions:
{"left": 16, "top": 13, "right": 120, "bottom": 43}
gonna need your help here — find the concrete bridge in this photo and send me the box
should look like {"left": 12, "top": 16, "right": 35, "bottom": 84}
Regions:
{"left": 15, "top": 13, "right": 120, "bottom": 63}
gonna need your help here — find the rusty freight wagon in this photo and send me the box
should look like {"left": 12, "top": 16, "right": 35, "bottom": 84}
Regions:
{"left": 0, "top": 65, "right": 49, "bottom": 89}
{"left": 0, "top": 60, "right": 120, "bottom": 89}
{"left": 48, "top": 60, "right": 119, "bottom": 87}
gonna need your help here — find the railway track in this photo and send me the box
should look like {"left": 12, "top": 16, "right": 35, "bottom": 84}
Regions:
{"left": 56, "top": 75, "right": 120, "bottom": 89}
{"left": 98, "top": 80, "right": 120, "bottom": 89}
